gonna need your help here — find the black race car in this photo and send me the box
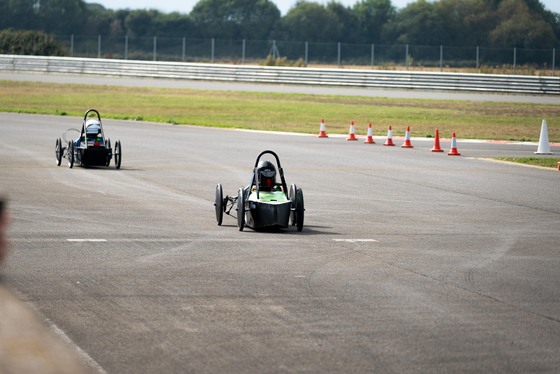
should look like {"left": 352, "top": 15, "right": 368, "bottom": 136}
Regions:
{"left": 55, "top": 109, "right": 121, "bottom": 169}
{"left": 215, "top": 150, "right": 304, "bottom": 231}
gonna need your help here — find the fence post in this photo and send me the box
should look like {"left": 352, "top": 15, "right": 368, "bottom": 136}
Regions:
{"left": 153, "top": 36, "right": 157, "bottom": 61}
{"left": 269, "top": 40, "right": 279, "bottom": 59}
{"left": 97, "top": 35, "right": 101, "bottom": 58}
{"left": 513, "top": 47, "right": 516, "bottom": 71}
{"left": 440, "top": 45, "right": 443, "bottom": 71}
{"left": 337, "top": 42, "right": 341, "bottom": 67}
{"left": 405, "top": 44, "right": 409, "bottom": 69}
{"left": 553, "top": 48, "right": 556, "bottom": 72}
{"left": 242, "top": 39, "right": 245, "bottom": 64}
{"left": 125, "top": 35, "right": 128, "bottom": 60}
{"left": 371, "top": 44, "right": 375, "bottom": 68}
{"left": 305, "top": 42, "right": 308, "bottom": 66}
{"left": 70, "top": 34, "right": 74, "bottom": 57}
{"left": 211, "top": 38, "right": 215, "bottom": 63}
{"left": 182, "top": 37, "right": 186, "bottom": 62}
{"left": 476, "top": 46, "right": 479, "bottom": 70}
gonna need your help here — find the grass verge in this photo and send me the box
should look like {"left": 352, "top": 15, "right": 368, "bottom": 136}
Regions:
{"left": 0, "top": 80, "right": 559, "bottom": 142}
{"left": 495, "top": 157, "right": 560, "bottom": 169}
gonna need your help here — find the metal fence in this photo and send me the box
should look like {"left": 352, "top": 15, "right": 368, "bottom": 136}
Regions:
{"left": 57, "top": 35, "right": 559, "bottom": 71}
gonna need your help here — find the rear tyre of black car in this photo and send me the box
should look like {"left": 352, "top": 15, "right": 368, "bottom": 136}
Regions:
{"left": 105, "top": 138, "right": 112, "bottom": 166}
{"left": 295, "top": 188, "right": 304, "bottom": 232}
{"left": 114, "top": 140, "right": 122, "bottom": 169}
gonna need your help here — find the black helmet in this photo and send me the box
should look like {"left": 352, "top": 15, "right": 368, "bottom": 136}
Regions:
{"left": 257, "top": 160, "right": 276, "bottom": 190}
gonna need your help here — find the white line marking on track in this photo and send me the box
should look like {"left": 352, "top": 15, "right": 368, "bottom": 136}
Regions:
{"left": 11, "top": 288, "right": 108, "bottom": 374}
{"left": 67, "top": 239, "right": 107, "bottom": 242}
{"left": 332, "top": 239, "right": 379, "bottom": 243}
{"left": 49, "top": 321, "right": 108, "bottom": 374}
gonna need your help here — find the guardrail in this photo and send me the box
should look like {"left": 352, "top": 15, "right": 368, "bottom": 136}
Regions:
{"left": 1, "top": 55, "right": 559, "bottom": 95}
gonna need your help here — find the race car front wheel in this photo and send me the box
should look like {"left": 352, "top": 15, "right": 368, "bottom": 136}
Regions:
{"left": 67, "top": 141, "right": 74, "bottom": 169}
{"left": 215, "top": 183, "right": 224, "bottom": 226}
{"left": 55, "top": 138, "right": 62, "bottom": 166}
{"left": 237, "top": 187, "right": 245, "bottom": 231}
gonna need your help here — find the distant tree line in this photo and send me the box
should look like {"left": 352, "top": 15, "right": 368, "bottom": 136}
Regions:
{"left": 0, "top": 0, "right": 559, "bottom": 49}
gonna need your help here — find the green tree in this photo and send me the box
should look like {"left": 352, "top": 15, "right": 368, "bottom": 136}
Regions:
{"left": 390, "top": 0, "right": 444, "bottom": 45}
{"left": 353, "top": 0, "right": 395, "bottom": 43}
{"left": 190, "top": 0, "right": 280, "bottom": 40}
{"left": 280, "top": 1, "right": 342, "bottom": 42}
{"left": 124, "top": 9, "right": 163, "bottom": 37}
{"left": 82, "top": 3, "right": 118, "bottom": 36}
{"left": 431, "top": 0, "right": 495, "bottom": 46}
{"left": 0, "top": 29, "right": 66, "bottom": 55}
{"left": 156, "top": 12, "right": 194, "bottom": 37}
{"left": 326, "top": 1, "right": 361, "bottom": 43}
{"left": 0, "top": 0, "right": 39, "bottom": 30}
{"left": 488, "top": 0, "right": 556, "bottom": 48}
{"left": 34, "top": 0, "right": 87, "bottom": 34}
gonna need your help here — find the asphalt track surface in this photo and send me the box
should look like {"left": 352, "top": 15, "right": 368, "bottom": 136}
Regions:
{"left": 1, "top": 78, "right": 560, "bottom": 372}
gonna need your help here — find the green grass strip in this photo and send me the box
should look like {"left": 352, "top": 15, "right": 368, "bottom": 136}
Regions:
{"left": 495, "top": 157, "right": 560, "bottom": 169}
{"left": 0, "top": 80, "right": 559, "bottom": 142}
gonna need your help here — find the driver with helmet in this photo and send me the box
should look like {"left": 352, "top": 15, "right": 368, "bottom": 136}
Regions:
{"left": 75, "top": 119, "right": 103, "bottom": 147}
{"left": 256, "top": 160, "right": 279, "bottom": 191}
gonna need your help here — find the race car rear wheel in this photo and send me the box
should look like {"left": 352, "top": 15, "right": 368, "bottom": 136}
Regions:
{"left": 237, "top": 187, "right": 245, "bottom": 231}
{"left": 67, "top": 141, "right": 74, "bottom": 169}
{"left": 289, "top": 183, "right": 298, "bottom": 226}
{"left": 55, "top": 138, "right": 62, "bottom": 166}
{"left": 215, "top": 183, "right": 224, "bottom": 226}
{"left": 295, "top": 188, "right": 304, "bottom": 232}
{"left": 114, "top": 140, "right": 122, "bottom": 169}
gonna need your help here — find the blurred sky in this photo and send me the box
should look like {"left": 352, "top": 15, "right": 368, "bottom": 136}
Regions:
{"left": 91, "top": 0, "right": 560, "bottom": 16}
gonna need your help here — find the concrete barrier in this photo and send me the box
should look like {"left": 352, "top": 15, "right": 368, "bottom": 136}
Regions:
{"left": 1, "top": 54, "right": 558, "bottom": 95}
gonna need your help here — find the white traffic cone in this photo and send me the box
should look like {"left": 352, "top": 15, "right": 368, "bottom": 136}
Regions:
{"left": 535, "top": 119, "right": 553, "bottom": 154}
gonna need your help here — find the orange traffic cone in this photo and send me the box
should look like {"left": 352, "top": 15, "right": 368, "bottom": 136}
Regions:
{"left": 317, "top": 118, "right": 328, "bottom": 138}
{"left": 384, "top": 126, "right": 395, "bottom": 146}
{"left": 347, "top": 120, "right": 358, "bottom": 141}
{"left": 431, "top": 129, "right": 444, "bottom": 152}
{"left": 448, "top": 132, "right": 461, "bottom": 156}
{"left": 401, "top": 126, "right": 414, "bottom": 148}
{"left": 364, "top": 123, "right": 375, "bottom": 144}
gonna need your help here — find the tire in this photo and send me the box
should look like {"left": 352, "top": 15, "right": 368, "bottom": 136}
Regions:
{"left": 237, "top": 187, "right": 245, "bottom": 231}
{"left": 289, "top": 183, "right": 297, "bottom": 226}
{"left": 55, "top": 138, "right": 62, "bottom": 166}
{"left": 215, "top": 183, "right": 224, "bottom": 226}
{"left": 105, "top": 138, "right": 111, "bottom": 166}
{"left": 295, "top": 188, "right": 304, "bottom": 232}
{"left": 67, "top": 141, "right": 74, "bottom": 169}
{"left": 114, "top": 140, "right": 122, "bottom": 169}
